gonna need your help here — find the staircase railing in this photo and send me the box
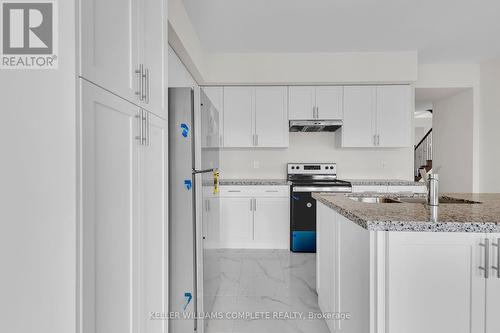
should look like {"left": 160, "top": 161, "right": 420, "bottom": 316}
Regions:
{"left": 414, "top": 128, "right": 432, "bottom": 178}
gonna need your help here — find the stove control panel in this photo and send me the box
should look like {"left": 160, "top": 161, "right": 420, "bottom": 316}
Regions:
{"left": 287, "top": 163, "right": 337, "bottom": 175}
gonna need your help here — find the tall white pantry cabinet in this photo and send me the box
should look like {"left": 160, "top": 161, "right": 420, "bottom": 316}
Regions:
{"left": 78, "top": 0, "right": 168, "bottom": 333}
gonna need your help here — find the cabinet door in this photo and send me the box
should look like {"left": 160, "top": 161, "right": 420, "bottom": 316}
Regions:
{"left": 486, "top": 233, "right": 500, "bottom": 333}
{"left": 376, "top": 85, "right": 412, "bottom": 147}
{"left": 315, "top": 86, "right": 343, "bottom": 120}
{"left": 342, "top": 86, "right": 377, "bottom": 147}
{"left": 138, "top": 112, "right": 167, "bottom": 333}
{"left": 220, "top": 197, "right": 253, "bottom": 247}
{"left": 254, "top": 87, "right": 289, "bottom": 148}
{"left": 81, "top": 80, "right": 140, "bottom": 333}
{"left": 139, "top": 0, "right": 167, "bottom": 117}
{"left": 288, "top": 86, "right": 315, "bottom": 120}
{"left": 223, "top": 87, "right": 254, "bottom": 147}
{"left": 80, "top": 0, "right": 139, "bottom": 103}
{"left": 316, "top": 202, "right": 337, "bottom": 332}
{"left": 202, "top": 87, "right": 224, "bottom": 147}
{"left": 387, "top": 232, "right": 486, "bottom": 333}
{"left": 253, "top": 197, "right": 289, "bottom": 248}
{"left": 337, "top": 214, "right": 370, "bottom": 332}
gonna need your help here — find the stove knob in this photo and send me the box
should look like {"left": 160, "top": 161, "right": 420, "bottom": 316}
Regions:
{"left": 291, "top": 166, "right": 295, "bottom": 170}
{"left": 330, "top": 166, "right": 334, "bottom": 169}
{"left": 296, "top": 165, "right": 300, "bottom": 169}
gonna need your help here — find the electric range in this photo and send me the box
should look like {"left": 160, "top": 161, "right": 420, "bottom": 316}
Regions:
{"left": 287, "top": 163, "right": 352, "bottom": 252}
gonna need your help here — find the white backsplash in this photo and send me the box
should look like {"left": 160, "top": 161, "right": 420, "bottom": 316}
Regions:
{"left": 220, "top": 132, "right": 413, "bottom": 180}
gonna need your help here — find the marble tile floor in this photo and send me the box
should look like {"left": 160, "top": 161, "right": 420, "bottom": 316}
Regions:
{"left": 205, "top": 249, "right": 330, "bottom": 333}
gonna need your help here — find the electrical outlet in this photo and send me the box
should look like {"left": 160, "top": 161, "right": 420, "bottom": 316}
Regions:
{"left": 253, "top": 161, "right": 260, "bottom": 169}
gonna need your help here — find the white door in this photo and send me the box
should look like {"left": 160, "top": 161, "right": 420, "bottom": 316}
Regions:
{"left": 139, "top": 0, "right": 167, "bottom": 117}
{"left": 315, "top": 86, "right": 343, "bottom": 120}
{"left": 254, "top": 87, "right": 289, "bottom": 148}
{"left": 486, "top": 233, "right": 500, "bottom": 333}
{"left": 80, "top": 0, "right": 139, "bottom": 103}
{"left": 220, "top": 197, "right": 254, "bottom": 247}
{"left": 253, "top": 197, "right": 289, "bottom": 248}
{"left": 376, "top": 85, "right": 412, "bottom": 147}
{"left": 223, "top": 87, "right": 254, "bottom": 147}
{"left": 342, "top": 86, "right": 377, "bottom": 147}
{"left": 139, "top": 112, "right": 167, "bottom": 333}
{"left": 81, "top": 80, "right": 140, "bottom": 333}
{"left": 288, "top": 86, "right": 315, "bottom": 120}
{"left": 387, "top": 232, "right": 486, "bottom": 333}
{"left": 202, "top": 87, "right": 224, "bottom": 147}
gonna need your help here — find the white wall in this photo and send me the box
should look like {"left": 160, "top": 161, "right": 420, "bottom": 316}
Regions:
{"left": 416, "top": 64, "right": 481, "bottom": 192}
{"left": 479, "top": 57, "right": 500, "bottom": 192}
{"left": 221, "top": 132, "right": 414, "bottom": 180}
{"left": 0, "top": 1, "right": 76, "bottom": 333}
{"left": 432, "top": 89, "right": 474, "bottom": 193}
{"left": 203, "top": 51, "right": 418, "bottom": 85}
{"left": 168, "top": 45, "right": 197, "bottom": 87}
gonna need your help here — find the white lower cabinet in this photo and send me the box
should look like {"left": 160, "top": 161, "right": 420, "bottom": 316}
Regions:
{"left": 253, "top": 197, "right": 289, "bottom": 247}
{"left": 220, "top": 197, "right": 254, "bottom": 246}
{"left": 486, "top": 233, "right": 500, "bottom": 333}
{"left": 219, "top": 186, "right": 290, "bottom": 249}
{"left": 317, "top": 202, "right": 499, "bottom": 333}
{"left": 387, "top": 232, "right": 486, "bottom": 333}
{"left": 80, "top": 80, "right": 167, "bottom": 333}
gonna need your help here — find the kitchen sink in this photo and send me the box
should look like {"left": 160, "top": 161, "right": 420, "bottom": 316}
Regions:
{"left": 348, "top": 196, "right": 482, "bottom": 205}
{"left": 396, "top": 197, "right": 482, "bottom": 205}
{"left": 348, "top": 197, "right": 401, "bottom": 204}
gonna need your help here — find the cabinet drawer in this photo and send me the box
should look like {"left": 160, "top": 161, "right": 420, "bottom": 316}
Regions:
{"left": 220, "top": 185, "right": 290, "bottom": 197}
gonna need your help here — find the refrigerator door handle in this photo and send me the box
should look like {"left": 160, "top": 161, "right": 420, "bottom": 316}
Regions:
{"left": 192, "top": 168, "right": 217, "bottom": 174}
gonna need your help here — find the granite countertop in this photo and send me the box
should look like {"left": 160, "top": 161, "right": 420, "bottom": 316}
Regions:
{"left": 219, "top": 179, "right": 291, "bottom": 186}
{"left": 312, "top": 192, "right": 500, "bottom": 232}
{"left": 348, "top": 179, "right": 425, "bottom": 186}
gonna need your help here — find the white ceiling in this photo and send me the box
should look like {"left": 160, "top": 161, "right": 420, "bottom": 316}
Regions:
{"left": 182, "top": 0, "right": 500, "bottom": 63}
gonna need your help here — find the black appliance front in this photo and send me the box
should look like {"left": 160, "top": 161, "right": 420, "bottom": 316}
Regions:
{"left": 290, "top": 191, "right": 316, "bottom": 252}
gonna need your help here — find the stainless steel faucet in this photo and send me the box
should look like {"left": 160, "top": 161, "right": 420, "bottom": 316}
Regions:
{"left": 427, "top": 174, "right": 439, "bottom": 206}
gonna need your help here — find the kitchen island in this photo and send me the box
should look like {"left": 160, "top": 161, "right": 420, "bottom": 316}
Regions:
{"left": 312, "top": 193, "right": 500, "bottom": 333}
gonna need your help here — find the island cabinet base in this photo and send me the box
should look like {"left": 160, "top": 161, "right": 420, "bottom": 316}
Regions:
{"left": 316, "top": 202, "right": 500, "bottom": 333}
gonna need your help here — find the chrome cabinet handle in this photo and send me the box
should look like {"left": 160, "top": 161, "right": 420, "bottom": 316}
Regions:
{"left": 377, "top": 134, "right": 380, "bottom": 146}
{"left": 135, "top": 64, "right": 143, "bottom": 101}
{"left": 312, "top": 106, "right": 315, "bottom": 119}
{"left": 250, "top": 198, "right": 253, "bottom": 211}
{"left": 255, "top": 134, "right": 258, "bottom": 146}
{"left": 145, "top": 110, "right": 150, "bottom": 146}
{"left": 144, "top": 68, "right": 150, "bottom": 104}
{"left": 228, "top": 190, "right": 241, "bottom": 193}
{"left": 480, "top": 238, "right": 490, "bottom": 279}
{"left": 373, "top": 135, "right": 376, "bottom": 146}
{"left": 254, "top": 198, "right": 257, "bottom": 211}
{"left": 493, "top": 238, "right": 500, "bottom": 279}
{"left": 316, "top": 106, "right": 320, "bottom": 119}
{"left": 135, "top": 109, "right": 143, "bottom": 144}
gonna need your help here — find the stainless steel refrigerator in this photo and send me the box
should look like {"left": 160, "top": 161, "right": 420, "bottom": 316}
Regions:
{"left": 169, "top": 87, "right": 221, "bottom": 333}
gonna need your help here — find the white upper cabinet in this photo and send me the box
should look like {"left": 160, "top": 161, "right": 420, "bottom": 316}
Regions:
{"left": 223, "top": 86, "right": 288, "bottom": 148}
{"left": 80, "top": 0, "right": 167, "bottom": 118}
{"left": 376, "top": 85, "right": 412, "bottom": 147}
{"left": 289, "top": 86, "right": 343, "bottom": 120}
{"left": 223, "top": 87, "right": 254, "bottom": 147}
{"left": 138, "top": 0, "right": 168, "bottom": 117}
{"left": 202, "top": 87, "right": 224, "bottom": 147}
{"left": 254, "top": 87, "right": 289, "bottom": 147}
{"left": 342, "top": 85, "right": 412, "bottom": 148}
{"left": 288, "top": 86, "right": 315, "bottom": 120}
{"left": 80, "top": 0, "right": 139, "bottom": 103}
{"left": 342, "top": 86, "right": 377, "bottom": 147}
{"left": 315, "top": 86, "right": 344, "bottom": 120}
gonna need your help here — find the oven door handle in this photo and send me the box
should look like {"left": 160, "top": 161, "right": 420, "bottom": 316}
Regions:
{"left": 292, "top": 186, "right": 352, "bottom": 193}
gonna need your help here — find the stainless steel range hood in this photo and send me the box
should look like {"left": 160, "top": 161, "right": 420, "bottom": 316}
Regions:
{"left": 289, "top": 120, "right": 343, "bottom": 132}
